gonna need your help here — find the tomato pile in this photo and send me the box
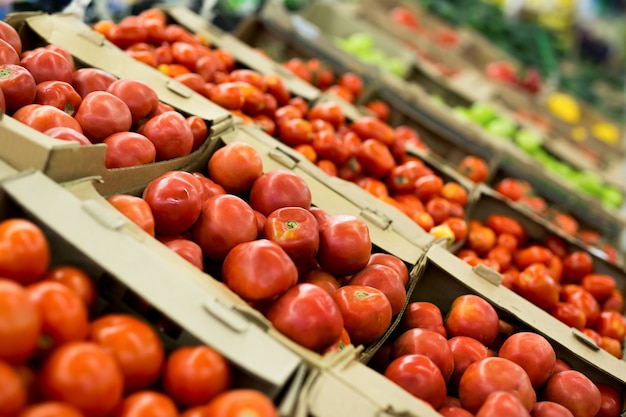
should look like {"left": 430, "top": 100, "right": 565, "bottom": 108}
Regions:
{"left": 0, "top": 21, "right": 209, "bottom": 170}
{"left": 106, "top": 141, "right": 411, "bottom": 353}
{"left": 0, "top": 217, "right": 278, "bottom": 417}
{"left": 494, "top": 176, "right": 620, "bottom": 262}
{"left": 455, "top": 212, "right": 626, "bottom": 359}
{"left": 372, "top": 293, "right": 622, "bottom": 417}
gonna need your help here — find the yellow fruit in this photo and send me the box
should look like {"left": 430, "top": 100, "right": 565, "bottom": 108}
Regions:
{"left": 592, "top": 122, "right": 619, "bottom": 144}
{"left": 571, "top": 126, "right": 587, "bottom": 142}
{"left": 546, "top": 92, "right": 580, "bottom": 124}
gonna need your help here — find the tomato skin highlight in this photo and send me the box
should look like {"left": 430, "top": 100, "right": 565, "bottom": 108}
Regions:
{"left": 263, "top": 206, "right": 320, "bottom": 267}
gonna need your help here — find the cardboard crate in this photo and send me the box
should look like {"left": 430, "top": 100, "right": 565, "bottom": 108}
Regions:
{"left": 0, "top": 165, "right": 306, "bottom": 404}
{"left": 393, "top": 244, "right": 626, "bottom": 401}
{"left": 465, "top": 185, "right": 626, "bottom": 293}
{"left": 0, "top": 11, "right": 233, "bottom": 197}
{"left": 158, "top": 4, "right": 322, "bottom": 103}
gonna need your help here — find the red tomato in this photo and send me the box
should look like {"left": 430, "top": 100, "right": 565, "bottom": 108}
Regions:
{"left": 0, "top": 280, "right": 41, "bottom": 364}
{"left": 114, "top": 391, "right": 178, "bottom": 417}
{"left": 107, "top": 20, "right": 148, "bottom": 49}
{"left": 89, "top": 314, "right": 164, "bottom": 393}
{"left": 307, "top": 101, "right": 345, "bottom": 129}
{"left": 136, "top": 110, "right": 194, "bottom": 160}
{"left": 43, "top": 126, "right": 90, "bottom": 145}
{"left": 542, "top": 370, "right": 601, "bottom": 417}
{"left": 356, "top": 138, "right": 396, "bottom": 178}
{"left": 495, "top": 178, "right": 531, "bottom": 201}
{"left": 18, "top": 402, "right": 85, "bottom": 417}
{"left": 561, "top": 251, "right": 594, "bottom": 284}
{"left": 485, "top": 214, "right": 526, "bottom": 244}
{"left": 316, "top": 214, "right": 371, "bottom": 277}
{"left": 71, "top": 68, "right": 117, "bottom": 98}
{"left": 0, "top": 21, "right": 21, "bottom": 55}
{"left": 13, "top": 104, "right": 83, "bottom": 134}
{"left": 414, "top": 174, "right": 444, "bottom": 203}
{"left": 265, "top": 283, "right": 344, "bottom": 351}
{"left": 42, "top": 265, "right": 96, "bottom": 311}
{"left": 332, "top": 284, "right": 392, "bottom": 346}
{"left": 186, "top": 116, "right": 209, "bottom": 151}
{"left": 21, "top": 48, "right": 73, "bottom": 84}
{"left": 0, "top": 360, "right": 27, "bottom": 416}
{"left": 514, "top": 246, "right": 553, "bottom": 270}
{"left": 162, "top": 346, "right": 231, "bottom": 407}
{"left": 466, "top": 225, "right": 496, "bottom": 255}
{"left": 595, "top": 311, "right": 626, "bottom": 342}
{"left": 263, "top": 207, "right": 320, "bottom": 267}
{"left": 39, "top": 341, "right": 124, "bottom": 417}
{"left": 27, "top": 281, "right": 89, "bottom": 351}
{"left": 550, "top": 302, "right": 586, "bottom": 330}
{"left": 475, "top": 391, "right": 531, "bottom": 417}
{"left": 191, "top": 194, "right": 257, "bottom": 261}
{"left": 277, "top": 118, "right": 314, "bottom": 147}
{"left": 74, "top": 91, "right": 132, "bottom": 143}
{"left": 0, "top": 64, "right": 36, "bottom": 114}
{"left": 158, "top": 235, "right": 204, "bottom": 270}
{"left": 142, "top": 171, "right": 204, "bottom": 236}
{"left": 350, "top": 116, "right": 395, "bottom": 146}
{"left": 365, "top": 99, "right": 390, "bottom": 121}
{"left": 459, "top": 357, "right": 535, "bottom": 413}
{"left": 348, "top": 264, "right": 406, "bottom": 315}
{"left": 367, "top": 252, "right": 410, "bottom": 288}
{"left": 106, "top": 194, "right": 155, "bottom": 237}
{"left": 531, "top": 401, "right": 576, "bottom": 417}
{"left": 425, "top": 197, "right": 452, "bottom": 225}
{"left": 203, "top": 389, "right": 278, "bottom": 417}
{"left": 264, "top": 73, "right": 290, "bottom": 106}
{"left": 401, "top": 301, "right": 445, "bottom": 335}
{"left": 249, "top": 170, "right": 312, "bottom": 217}
{"left": 446, "top": 336, "right": 491, "bottom": 392}
{"left": 34, "top": 80, "right": 82, "bottom": 116}
{"left": 222, "top": 239, "right": 298, "bottom": 302}
{"left": 596, "top": 383, "right": 621, "bottom": 417}
{"left": 445, "top": 294, "right": 500, "bottom": 346}
{"left": 299, "top": 269, "right": 340, "bottom": 296}
{"left": 207, "top": 142, "right": 263, "bottom": 195}
{"left": 457, "top": 156, "right": 489, "bottom": 183}
{"left": 390, "top": 328, "right": 454, "bottom": 381}
{"left": 438, "top": 406, "right": 474, "bottom": 417}
{"left": 602, "top": 289, "right": 624, "bottom": 313}
{"left": 497, "top": 332, "right": 556, "bottom": 389}
{"left": 0, "top": 218, "right": 50, "bottom": 285}
{"left": 208, "top": 82, "right": 245, "bottom": 110}
{"left": 383, "top": 354, "right": 447, "bottom": 409}
{"left": 561, "top": 284, "right": 600, "bottom": 327}
{"left": 581, "top": 274, "right": 616, "bottom": 302}
{"left": 515, "top": 264, "right": 559, "bottom": 311}
{"left": 106, "top": 79, "right": 159, "bottom": 127}
{"left": 102, "top": 131, "right": 156, "bottom": 168}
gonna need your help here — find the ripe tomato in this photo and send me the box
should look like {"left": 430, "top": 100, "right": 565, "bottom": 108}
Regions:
{"left": 207, "top": 142, "right": 263, "bottom": 195}
{"left": 191, "top": 172, "right": 226, "bottom": 200}
{"left": 390, "top": 328, "right": 454, "bottom": 382}
{"left": 466, "top": 225, "right": 496, "bottom": 255}
{"left": 89, "top": 314, "right": 164, "bottom": 393}
{"left": 457, "top": 156, "right": 489, "bottom": 183}
{"left": 103, "top": 131, "right": 157, "bottom": 168}
{"left": 350, "top": 116, "right": 395, "bottom": 146}
{"left": 384, "top": 354, "right": 447, "bottom": 409}
{"left": 497, "top": 332, "right": 556, "bottom": 389}
{"left": 401, "top": 301, "right": 445, "bottom": 335}
{"left": 42, "top": 265, "right": 96, "bottom": 311}
{"left": 561, "top": 284, "right": 600, "bottom": 328}
{"left": 74, "top": 91, "right": 132, "bottom": 143}
{"left": 0, "top": 21, "right": 21, "bottom": 55}
{"left": 543, "top": 370, "right": 601, "bottom": 417}
{"left": 18, "top": 402, "right": 85, "bottom": 417}
{"left": 27, "top": 281, "right": 89, "bottom": 351}
{"left": 106, "top": 194, "right": 155, "bottom": 237}
{"left": 414, "top": 174, "right": 444, "bottom": 203}
{"left": 367, "top": 252, "right": 410, "bottom": 288}
{"left": 222, "top": 239, "right": 298, "bottom": 302}
{"left": 162, "top": 346, "right": 231, "bottom": 407}
{"left": 595, "top": 311, "right": 626, "bottom": 342}
{"left": 13, "top": 104, "right": 83, "bottom": 134}
{"left": 494, "top": 178, "right": 531, "bottom": 201}
{"left": 158, "top": 235, "right": 204, "bottom": 270}
{"left": 265, "top": 283, "right": 344, "bottom": 351}
{"left": 596, "top": 383, "right": 621, "bottom": 417}
{"left": 316, "top": 214, "right": 371, "bottom": 277}
{"left": 485, "top": 214, "right": 526, "bottom": 244}
{"left": 602, "top": 289, "right": 624, "bottom": 313}
{"left": 458, "top": 357, "right": 535, "bottom": 413}
{"left": 204, "top": 389, "right": 278, "bottom": 417}
{"left": 43, "top": 126, "right": 89, "bottom": 145}
{"left": 115, "top": 391, "right": 179, "bottom": 417}
{"left": 550, "top": 302, "right": 586, "bottom": 330}
{"left": 348, "top": 264, "right": 406, "bottom": 315}
{"left": 446, "top": 336, "right": 491, "bottom": 393}
{"left": 531, "top": 401, "right": 576, "bottom": 417}
{"left": 307, "top": 101, "right": 345, "bottom": 129}
{"left": 475, "top": 391, "right": 531, "bottom": 417}
{"left": 365, "top": 99, "right": 390, "bottom": 121}
{"left": 191, "top": 194, "right": 258, "bottom": 262}
{"left": 34, "top": 80, "right": 82, "bottom": 116}
{"left": 332, "top": 284, "right": 392, "bottom": 346}
{"left": 21, "top": 48, "right": 73, "bottom": 84}
{"left": 0, "top": 360, "right": 27, "bottom": 416}
{"left": 0, "top": 218, "right": 50, "bottom": 285}
{"left": 515, "top": 264, "right": 559, "bottom": 311}
{"left": 263, "top": 207, "right": 320, "bottom": 267}
{"left": 561, "top": 251, "right": 593, "bottom": 284}
{"left": 187, "top": 116, "right": 209, "bottom": 151}
{"left": 514, "top": 246, "right": 553, "bottom": 270}
{"left": 106, "top": 79, "right": 159, "bottom": 127}
{"left": 445, "top": 294, "right": 500, "bottom": 347}
{"left": 277, "top": 118, "right": 314, "bottom": 147}
{"left": 137, "top": 110, "right": 194, "bottom": 160}
{"left": 356, "top": 138, "right": 396, "bottom": 178}
{"left": 142, "top": 171, "right": 204, "bottom": 236}
{"left": 39, "top": 341, "right": 124, "bottom": 417}
{"left": 0, "top": 280, "right": 41, "bottom": 364}
{"left": 71, "top": 68, "right": 117, "bottom": 99}
{"left": 581, "top": 274, "right": 616, "bottom": 301}
{"left": 249, "top": 170, "right": 312, "bottom": 217}
{"left": 0, "top": 64, "right": 36, "bottom": 114}
{"left": 208, "top": 82, "right": 245, "bottom": 110}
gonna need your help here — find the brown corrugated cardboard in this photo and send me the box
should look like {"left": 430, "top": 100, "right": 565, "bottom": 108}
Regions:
{"left": 0, "top": 168, "right": 305, "bottom": 402}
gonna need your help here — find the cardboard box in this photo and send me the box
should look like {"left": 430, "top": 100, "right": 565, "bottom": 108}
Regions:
{"left": 0, "top": 11, "right": 233, "bottom": 197}
{"left": 0, "top": 166, "right": 306, "bottom": 403}
{"left": 158, "top": 4, "right": 322, "bottom": 103}
{"left": 398, "top": 244, "right": 626, "bottom": 396}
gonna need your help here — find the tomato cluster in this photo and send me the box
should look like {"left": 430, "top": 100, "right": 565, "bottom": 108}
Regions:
{"left": 0, "top": 21, "right": 208, "bottom": 169}
{"left": 107, "top": 141, "right": 412, "bottom": 353}
{"left": 0, "top": 217, "right": 278, "bottom": 417}
{"left": 457, "top": 213, "right": 626, "bottom": 359}
{"left": 495, "top": 176, "right": 620, "bottom": 263}
{"left": 373, "top": 293, "right": 621, "bottom": 417}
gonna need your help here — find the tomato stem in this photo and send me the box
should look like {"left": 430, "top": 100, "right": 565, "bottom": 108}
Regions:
{"left": 285, "top": 220, "right": 298, "bottom": 230}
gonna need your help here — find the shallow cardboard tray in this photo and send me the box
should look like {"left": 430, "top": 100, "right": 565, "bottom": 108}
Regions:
{"left": 158, "top": 4, "right": 321, "bottom": 103}
{"left": 0, "top": 166, "right": 305, "bottom": 402}
{"left": 1, "top": 11, "right": 233, "bottom": 197}
{"left": 398, "top": 244, "right": 626, "bottom": 396}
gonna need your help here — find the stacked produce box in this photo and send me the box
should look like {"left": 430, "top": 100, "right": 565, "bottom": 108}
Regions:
{"left": 0, "top": 1, "right": 625, "bottom": 416}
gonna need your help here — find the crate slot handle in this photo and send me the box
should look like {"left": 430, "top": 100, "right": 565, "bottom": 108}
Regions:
{"left": 78, "top": 28, "right": 106, "bottom": 46}
{"left": 472, "top": 264, "right": 502, "bottom": 286}
{"left": 359, "top": 207, "right": 391, "bottom": 231}
{"left": 572, "top": 328, "right": 601, "bottom": 351}
{"left": 166, "top": 79, "right": 194, "bottom": 98}
{"left": 269, "top": 148, "right": 298, "bottom": 170}
{"left": 202, "top": 297, "right": 250, "bottom": 333}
